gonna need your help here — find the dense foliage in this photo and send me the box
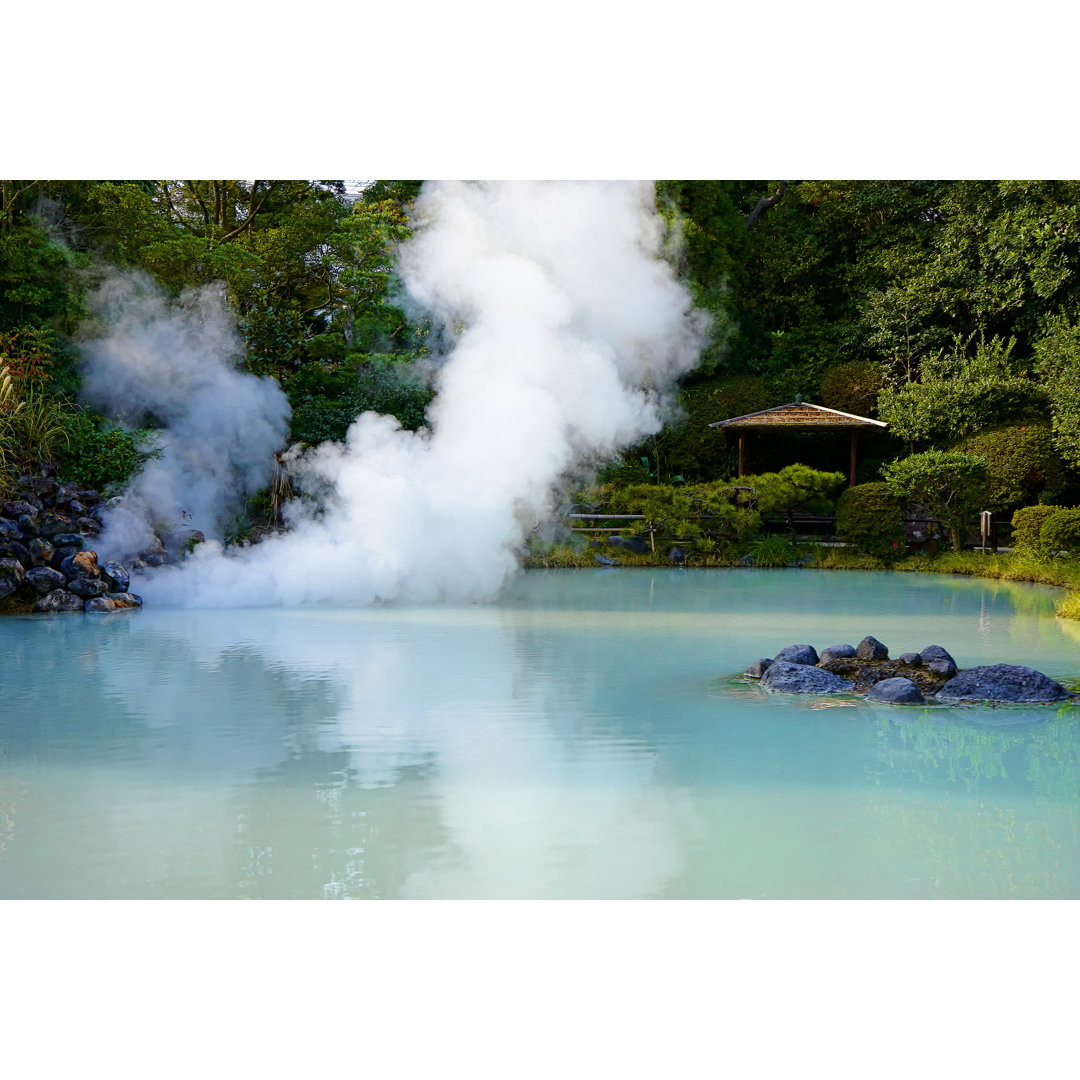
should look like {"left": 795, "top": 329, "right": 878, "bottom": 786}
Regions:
{"left": 834, "top": 482, "right": 906, "bottom": 559}
{"left": 1011, "top": 504, "right": 1063, "bottom": 554}
{"left": 3, "top": 177, "right": 1080, "bottom": 554}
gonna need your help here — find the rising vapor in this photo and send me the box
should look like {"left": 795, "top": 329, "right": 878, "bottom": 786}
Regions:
{"left": 125, "top": 180, "right": 708, "bottom": 606}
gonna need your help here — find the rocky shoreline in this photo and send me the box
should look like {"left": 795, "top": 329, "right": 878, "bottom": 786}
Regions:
{"left": 0, "top": 468, "right": 201, "bottom": 615}
{"left": 746, "top": 637, "right": 1072, "bottom": 706}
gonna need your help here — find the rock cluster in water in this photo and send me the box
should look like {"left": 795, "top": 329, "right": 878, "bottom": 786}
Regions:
{"left": 0, "top": 469, "right": 161, "bottom": 614}
{"left": 745, "top": 636, "right": 1071, "bottom": 706}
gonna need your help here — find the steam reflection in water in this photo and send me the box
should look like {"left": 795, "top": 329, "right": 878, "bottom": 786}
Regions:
{"left": 0, "top": 569, "right": 1077, "bottom": 899}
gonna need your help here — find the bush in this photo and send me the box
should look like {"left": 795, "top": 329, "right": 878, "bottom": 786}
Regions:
{"left": 834, "top": 482, "right": 906, "bottom": 558}
{"left": 1011, "top": 504, "right": 1064, "bottom": 554}
{"left": 52, "top": 410, "right": 145, "bottom": 493}
{"left": 739, "top": 463, "right": 846, "bottom": 516}
{"left": 1039, "top": 507, "right": 1080, "bottom": 555}
{"left": 954, "top": 423, "right": 1069, "bottom": 510}
{"left": 819, "top": 361, "right": 884, "bottom": 417}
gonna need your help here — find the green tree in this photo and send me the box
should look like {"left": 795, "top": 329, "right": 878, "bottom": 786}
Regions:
{"left": 881, "top": 449, "right": 989, "bottom": 551}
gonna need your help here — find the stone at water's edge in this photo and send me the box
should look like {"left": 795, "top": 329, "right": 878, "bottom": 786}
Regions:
{"left": 109, "top": 592, "right": 142, "bottom": 609}
{"left": 819, "top": 644, "right": 856, "bottom": 663}
{"left": 33, "top": 589, "right": 85, "bottom": 613}
{"left": 0, "top": 558, "right": 25, "bottom": 600}
{"left": 744, "top": 658, "right": 773, "bottom": 677}
{"left": 84, "top": 596, "right": 115, "bottom": 613}
{"left": 927, "top": 658, "right": 958, "bottom": 677}
{"left": 761, "top": 660, "right": 855, "bottom": 694}
{"left": 937, "top": 665, "right": 1069, "bottom": 704}
{"left": 864, "top": 677, "right": 927, "bottom": 705}
{"left": 24, "top": 566, "right": 66, "bottom": 595}
{"left": 101, "top": 561, "right": 130, "bottom": 592}
{"left": 920, "top": 645, "right": 955, "bottom": 667}
{"left": 66, "top": 575, "right": 110, "bottom": 600}
{"left": 856, "top": 635, "right": 889, "bottom": 660}
{"left": 774, "top": 644, "right": 820, "bottom": 666}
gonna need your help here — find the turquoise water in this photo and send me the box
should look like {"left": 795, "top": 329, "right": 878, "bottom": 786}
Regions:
{"left": 1, "top": 568, "right": 1078, "bottom": 899}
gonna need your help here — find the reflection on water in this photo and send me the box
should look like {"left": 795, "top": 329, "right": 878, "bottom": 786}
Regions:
{"left": 0, "top": 569, "right": 1077, "bottom": 898}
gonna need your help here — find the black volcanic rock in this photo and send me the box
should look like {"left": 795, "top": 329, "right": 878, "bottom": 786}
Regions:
{"left": 937, "top": 665, "right": 1069, "bottom": 704}
{"left": 761, "top": 660, "right": 855, "bottom": 694}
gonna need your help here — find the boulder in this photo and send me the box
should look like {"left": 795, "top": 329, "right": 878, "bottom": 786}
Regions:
{"left": 38, "top": 513, "right": 76, "bottom": 539}
{"left": 593, "top": 554, "right": 619, "bottom": 566}
{"left": 17, "top": 492, "right": 43, "bottom": 511}
{"left": 736, "top": 553, "right": 755, "bottom": 567}
{"left": 774, "top": 644, "right": 820, "bottom": 666}
{"left": 60, "top": 551, "right": 100, "bottom": 579}
{"left": 864, "top": 677, "right": 927, "bottom": 705}
{"left": 101, "top": 561, "right": 130, "bottom": 592}
{"left": 18, "top": 476, "right": 58, "bottom": 500}
{"left": 0, "top": 557, "right": 26, "bottom": 599}
{"left": 66, "top": 575, "right": 110, "bottom": 600}
{"left": 899, "top": 652, "right": 923, "bottom": 666}
{"left": 33, "top": 589, "right": 85, "bottom": 613}
{"left": 0, "top": 539, "right": 30, "bottom": 566}
{"left": 26, "top": 537, "right": 54, "bottom": 567}
{"left": 3, "top": 500, "right": 37, "bottom": 518}
{"left": 24, "top": 566, "right": 67, "bottom": 595}
{"left": 937, "top": 665, "right": 1069, "bottom": 704}
{"left": 926, "top": 658, "right": 958, "bottom": 677}
{"left": 51, "top": 532, "right": 87, "bottom": 549}
{"left": 84, "top": 596, "right": 116, "bottom": 613}
{"left": 668, "top": 547, "right": 687, "bottom": 564}
{"left": 744, "top": 658, "right": 774, "bottom": 677}
{"left": 856, "top": 635, "right": 889, "bottom": 660}
{"left": 920, "top": 645, "right": 955, "bottom": 667}
{"left": 761, "top": 660, "right": 856, "bottom": 695}
{"left": 0, "top": 518, "right": 20, "bottom": 540}
{"left": 819, "top": 643, "right": 856, "bottom": 663}
{"left": 109, "top": 592, "right": 143, "bottom": 609}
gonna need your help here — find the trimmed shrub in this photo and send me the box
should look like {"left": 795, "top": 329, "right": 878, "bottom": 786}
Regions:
{"left": 1011, "top": 504, "right": 1063, "bottom": 554}
{"left": 835, "top": 482, "right": 906, "bottom": 559}
{"left": 739, "top": 464, "right": 847, "bottom": 516}
{"left": 819, "top": 361, "right": 884, "bottom": 417}
{"left": 52, "top": 410, "right": 145, "bottom": 493}
{"left": 1040, "top": 507, "right": 1080, "bottom": 555}
{"left": 955, "top": 423, "right": 1069, "bottom": 510}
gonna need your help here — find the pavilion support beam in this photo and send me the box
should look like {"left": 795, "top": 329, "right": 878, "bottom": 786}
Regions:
{"left": 850, "top": 430, "right": 858, "bottom": 486}
{"left": 738, "top": 434, "right": 745, "bottom": 477}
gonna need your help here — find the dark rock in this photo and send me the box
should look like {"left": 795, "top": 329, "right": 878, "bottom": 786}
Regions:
{"left": 54, "top": 482, "right": 80, "bottom": 504}
{"left": 3, "top": 500, "right": 37, "bottom": 518}
{"left": 0, "top": 557, "right": 26, "bottom": 599}
{"left": 608, "top": 536, "right": 650, "bottom": 555}
{"left": 109, "top": 592, "right": 142, "bottom": 609}
{"left": 668, "top": 547, "right": 687, "bottom": 564}
{"left": 24, "top": 566, "right": 67, "bottom": 594}
{"left": 761, "top": 660, "right": 856, "bottom": 695}
{"left": 899, "top": 652, "right": 923, "bottom": 666}
{"left": 15, "top": 493, "right": 43, "bottom": 512}
{"left": 27, "top": 537, "right": 55, "bottom": 568}
{"left": 84, "top": 596, "right": 116, "bottom": 613}
{"left": 163, "top": 527, "right": 206, "bottom": 560}
{"left": 856, "top": 635, "right": 889, "bottom": 660}
{"left": 819, "top": 643, "right": 856, "bottom": 663}
{"left": 39, "top": 513, "right": 76, "bottom": 539}
{"left": 51, "top": 545, "right": 80, "bottom": 569}
{"left": 774, "top": 644, "right": 820, "bottom": 666}
{"left": 819, "top": 656, "right": 952, "bottom": 695}
{"left": 920, "top": 645, "right": 956, "bottom": 667}
{"left": 68, "top": 500, "right": 86, "bottom": 515}
{"left": 101, "top": 561, "right": 130, "bottom": 592}
{"left": 864, "top": 677, "right": 927, "bottom": 705}
{"left": 593, "top": 554, "right": 620, "bottom": 566}
{"left": 76, "top": 517, "right": 101, "bottom": 536}
{"left": 17, "top": 512, "right": 41, "bottom": 535}
{"left": 51, "top": 532, "right": 87, "bottom": 549}
{"left": 66, "top": 575, "right": 110, "bottom": 599}
{"left": 0, "top": 518, "right": 21, "bottom": 540}
{"left": 937, "top": 665, "right": 1069, "bottom": 704}
{"left": 0, "top": 539, "right": 31, "bottom": 566}
{"left": 744, "top": 658, "right": 774, "bottom": 677}
{"left": 926, "top": 658, "right": 958, "bottom": 677}
{"left": 33, "top": 589, "right": 84, "bottom": 613}
{"left": 736, "top": 553, "right": 755, "bottom": 567}
{"left": 18, "top": 476, "right": 58, "bottom": 500}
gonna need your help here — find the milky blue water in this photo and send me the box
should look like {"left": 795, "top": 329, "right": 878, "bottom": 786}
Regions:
{"left": 1, "top": 569, "right": 1078, "bottom": 898}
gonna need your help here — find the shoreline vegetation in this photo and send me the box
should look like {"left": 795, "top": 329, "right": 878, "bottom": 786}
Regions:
{"left": 523, "top": 542, "right": 1080, "bottom": 621}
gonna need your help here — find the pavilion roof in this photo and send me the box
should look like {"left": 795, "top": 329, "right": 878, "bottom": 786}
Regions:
{"left": 708, "top": 402, "right": 887, "bottom": 430}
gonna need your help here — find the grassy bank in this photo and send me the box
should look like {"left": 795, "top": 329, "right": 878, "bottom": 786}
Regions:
{"left": 525, "top": 542, "right": 1080, "bottom": 621}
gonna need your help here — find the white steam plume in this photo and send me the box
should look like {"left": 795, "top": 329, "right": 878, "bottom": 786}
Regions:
{"left": 138, "top": 180, "right": 708, "bottom": 607}
{"left": 79, "top": 273, "right": 291, "bottom": 558}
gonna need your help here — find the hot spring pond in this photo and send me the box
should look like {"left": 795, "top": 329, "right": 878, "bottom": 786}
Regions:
{"left": 2, "top": 568, "right": 1079, "bottom": 899}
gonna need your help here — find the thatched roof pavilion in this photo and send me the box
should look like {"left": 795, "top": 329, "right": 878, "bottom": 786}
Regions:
{"left": 708, "top": 402, "right": 887, "bottom": 484}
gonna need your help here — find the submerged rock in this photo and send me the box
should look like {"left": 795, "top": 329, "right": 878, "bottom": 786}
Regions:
{"left": 937, "top": 665, "right": 1069, "bottom": 704}
{"left": 109, "top": 592, "right": 143, "bottom": 609}
{"left": 864, "top": 677, "right": 927, "bottom": 705}
{"left": 761, "top": 660, "right": 855, "bottom": 695}
{"left": 84, "top": 596, "right": 116, "bottom": 613}
{"left": 744, "top": 658, "right": 774, "bottom": 678}
{"left": 856, "top": 635, "right": 889, "bottom": 660}
{"left": 774, "top": 644, "right": 820, "bottom": 666}
{"left": 819, "top": 643, "right": 856, "bottom": 663}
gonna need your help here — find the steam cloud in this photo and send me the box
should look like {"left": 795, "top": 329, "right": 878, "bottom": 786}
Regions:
{"left": 108, "top": 180, "right": 707, "bottom": 607}
{"left": 80, "top": 273, "right": 291, "bottom": 558}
